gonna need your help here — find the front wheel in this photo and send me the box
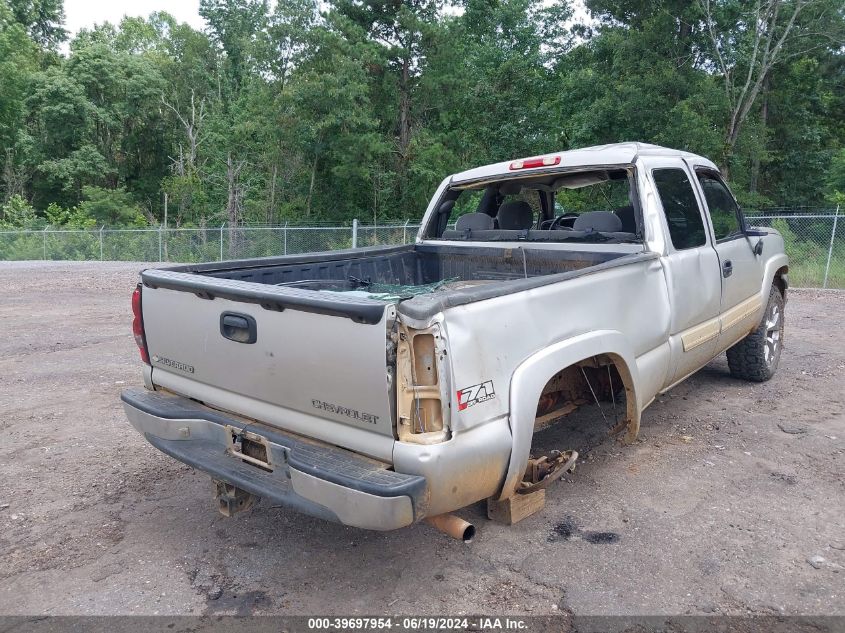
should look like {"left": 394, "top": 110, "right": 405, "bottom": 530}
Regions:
{"left": 726, "top": 285, "right": 784, "bottom": 382}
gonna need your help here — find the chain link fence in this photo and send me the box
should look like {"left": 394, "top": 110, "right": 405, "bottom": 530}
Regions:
{"left": 0, "top": 221, "right": 423, "bottom": 264}
{"left": 1, "top": 210, "right": 842, "bottom": 288}
{"left": 744, "top": 210, "right": 842, "bottom": 289}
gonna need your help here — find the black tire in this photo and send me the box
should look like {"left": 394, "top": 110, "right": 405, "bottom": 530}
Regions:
{"left": 726, "top": 285, "right": 784, "bottom": 382}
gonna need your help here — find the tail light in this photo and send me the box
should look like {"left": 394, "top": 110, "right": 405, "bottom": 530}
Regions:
{"left": 132, "top": 284, "right": 150, "bottom": 364}
{"left": 510, "top": 155, "right": 560, "bottom": 170}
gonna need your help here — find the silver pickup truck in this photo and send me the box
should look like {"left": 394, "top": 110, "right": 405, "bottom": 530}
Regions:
{"left": 123, "top": 143, "right": 788, "bottom": 540}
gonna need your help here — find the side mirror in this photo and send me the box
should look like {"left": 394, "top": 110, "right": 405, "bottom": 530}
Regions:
{"left": 744, "top": 227, "right": 766, "bottom": 256}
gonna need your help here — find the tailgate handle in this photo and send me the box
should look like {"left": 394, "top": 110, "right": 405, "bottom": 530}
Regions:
{"left": 220, "top": 312, "right": 257, "bottom": 344}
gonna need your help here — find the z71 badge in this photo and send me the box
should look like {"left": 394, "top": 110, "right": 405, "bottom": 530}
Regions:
{"left": 457, "top": 380, "right": 495, "bottom": 411}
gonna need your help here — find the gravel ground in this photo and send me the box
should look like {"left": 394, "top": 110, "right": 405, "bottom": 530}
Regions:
{"left": 0, "top": 261, "right": 843, "bottom": 618}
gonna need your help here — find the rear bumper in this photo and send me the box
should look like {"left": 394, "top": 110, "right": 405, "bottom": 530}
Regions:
{"left": 121, "top": 388, "right": 427, "bottom": 531}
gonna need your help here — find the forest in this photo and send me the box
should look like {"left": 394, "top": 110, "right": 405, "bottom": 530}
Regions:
{"left": 0, "top": 0, "right": 844, "bottom": 230}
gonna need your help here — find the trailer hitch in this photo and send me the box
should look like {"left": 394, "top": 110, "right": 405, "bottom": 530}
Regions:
{"left": 213, "top": 480, "right": 259, "bottom": 517}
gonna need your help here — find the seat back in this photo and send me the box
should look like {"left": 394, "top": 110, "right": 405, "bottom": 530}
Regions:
{"left": 572, "top": 211, "right": 623, "bottom": 232}
{"left": 496, "top": 200, "right": 534, "bottom": 230}
{"left": 455, "top": 212, "right": 495, "bottom": 232}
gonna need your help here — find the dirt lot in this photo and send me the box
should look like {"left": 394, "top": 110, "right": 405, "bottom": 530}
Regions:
{"left": 0, "top": 261, "right": 843, "bottom": 618}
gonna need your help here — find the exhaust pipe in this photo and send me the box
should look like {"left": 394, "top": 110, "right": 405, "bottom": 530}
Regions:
{"left": 425, "top": 514, "right": 476, "bottom": 542}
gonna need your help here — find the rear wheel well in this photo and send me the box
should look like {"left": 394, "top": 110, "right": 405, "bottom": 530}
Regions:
{"left": 532, "top": 354, "right": 638, "bottom": 444}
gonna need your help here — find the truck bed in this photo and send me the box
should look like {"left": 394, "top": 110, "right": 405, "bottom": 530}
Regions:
{"left": 156, "top": 243, "right": 637, "bottom": 317}
{"left": 174, "top": 243, "right": 622, "bottom": 284}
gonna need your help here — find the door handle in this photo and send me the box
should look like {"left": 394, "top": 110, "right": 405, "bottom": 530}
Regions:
{"left": 722, "top": 260, "right": 733, "bottom": 278}
{"left": 220, "top": 312, "right": 257, "bottom": 344}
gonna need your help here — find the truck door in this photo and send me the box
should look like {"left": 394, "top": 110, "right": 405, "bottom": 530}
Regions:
{"left": 647, "top": 161, "right": 723, "bottom": 387}
{"left": 693, "top": 168, "right": 766, "bottom": 352}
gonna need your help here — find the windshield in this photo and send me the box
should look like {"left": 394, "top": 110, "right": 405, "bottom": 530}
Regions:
{"left": 426, "top": 167, "right": 640, "bottom": 243}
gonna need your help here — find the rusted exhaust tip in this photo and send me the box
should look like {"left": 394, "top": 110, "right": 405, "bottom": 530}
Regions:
{"left": 425, "top": 514, "right": 475, "bottom": 543}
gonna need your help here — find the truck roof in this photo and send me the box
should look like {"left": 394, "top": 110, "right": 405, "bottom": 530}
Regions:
{"left": 450, "top": 142, "right": 718, "bottom": 184}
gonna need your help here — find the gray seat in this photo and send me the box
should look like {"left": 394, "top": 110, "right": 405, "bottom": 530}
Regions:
{"left": 455, "top": 212, "right": 495, "bottom": 232}
{"left": 496, "top": 200, "right": 534, "bottom": 230}
{"left": 572, "top": 211, "right": 623, "bottom": 233}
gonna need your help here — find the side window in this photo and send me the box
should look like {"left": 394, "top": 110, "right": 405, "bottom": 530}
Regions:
{"left": 698, "top": 173, "right": 742, "bottom": 240}
{"left": 652, "top": 168, "right": 707, "bottom": 250}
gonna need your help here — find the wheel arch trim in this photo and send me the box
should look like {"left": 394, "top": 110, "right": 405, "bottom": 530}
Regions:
{"left": 763, "top": 255, "right": 789, "bottom": 299}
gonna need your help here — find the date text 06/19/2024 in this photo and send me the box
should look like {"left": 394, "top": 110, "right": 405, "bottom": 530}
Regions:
{"left": 307, "top": 617, "right": 529, "bottom": 631}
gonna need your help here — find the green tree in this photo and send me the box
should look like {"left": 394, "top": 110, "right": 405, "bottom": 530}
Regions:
{"left": 44, "top": 201, "right": 96, "bottom": 228}
{"left": 697, "top": 0, "right": 845, "bottom": 174}
{"left": 826, "top": 148, "right": 845, "bottom": 205}
{"left": 7, "top": 0, "right": 65, "bottom": 48}
{"left": 329, "top": 0, "right": 444, "bottom": 206}
{"left": 200, "top": 0, "right": 268, "bottom": 93}
{"left": 284, "top": 34, "right": 384, "bottom": 218}
{"left": 0, "top": 0, "right": 40, "bottom": 201}
{"left": 1, "top": 0, "right": 843, "bottom": 236}
{"left": 552, "top": 3, "right": 723, "bottom": 158}
{"left": 77, "top": 185, "right": 146, "bottom": 225}
{"left": 0, "top": 193, "right": 38, "bottom": 227}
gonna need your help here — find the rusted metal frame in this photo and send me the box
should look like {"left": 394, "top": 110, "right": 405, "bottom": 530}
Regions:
{"left": 225, "top": 424, "right": 274, "bottom": 471}
{"left": 518, "top": 450, "right": 579, "bottom": 495}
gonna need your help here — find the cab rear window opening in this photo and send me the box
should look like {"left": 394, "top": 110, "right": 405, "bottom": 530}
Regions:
{"left": 426, "top": 167, "right": 642, "bottom": 244}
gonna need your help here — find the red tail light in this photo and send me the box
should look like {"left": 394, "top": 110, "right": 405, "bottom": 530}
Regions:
{"left": 509, "top": 155, "right": 561, "bottom": 170}
{"left": 132, "top": 284, "right": 150, "bottom": 364}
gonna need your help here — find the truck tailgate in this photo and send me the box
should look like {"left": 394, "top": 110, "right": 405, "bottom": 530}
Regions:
{"left": 139, "top": 269, "right": 396, "bottom": 459}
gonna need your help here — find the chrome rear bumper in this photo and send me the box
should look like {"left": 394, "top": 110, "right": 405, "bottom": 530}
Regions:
{"left": 121, "top": 388, "right": 427, "bottom": 531}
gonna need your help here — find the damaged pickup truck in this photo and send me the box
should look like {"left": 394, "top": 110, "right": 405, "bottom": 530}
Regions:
{"left": 122, "top": 143, "right": 788, "bottom": 540}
